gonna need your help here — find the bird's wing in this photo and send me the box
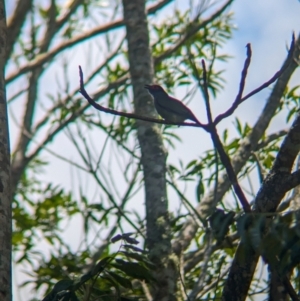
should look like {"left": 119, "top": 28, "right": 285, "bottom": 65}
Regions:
{"left": 166, "top": 96, "right": 200, "bottom": 123}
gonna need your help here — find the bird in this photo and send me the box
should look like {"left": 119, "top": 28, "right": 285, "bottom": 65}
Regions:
{"left": 144, "top": 84, "right": 201, "bottom": 124}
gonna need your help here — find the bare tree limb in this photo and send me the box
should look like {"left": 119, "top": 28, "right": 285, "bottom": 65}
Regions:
{"left": 214, "top": 43, "right": 252, "bottom": 125}
{"left": 201, "top": 59, "right": 251, "bottom": 212}
{"left": 215, "top": 34, "right": 296, "bottom": 125}
{"left": 255, "top": 130, "right": 288, "bottom": 150}
{"left": 188, "top": 231, "right": 214, "bottom": 301}
{"left": 6, "top": 0, "right": 33, "bottom": 61}
{"left": 32, "top": 37, "right": 125, "bottom": 134}
{"left": 174, "top": 34, "right": 300, "bottom": 252}
{"left": 79, "top": 66, "right": 206, "bottom": 128}
{"left": 6, "top": 0, "right": 173, "bottom": 84}
{"left": 282, "top": 169, "right": 300, "bottom": 192}
{"left": 11, "top": 0, "right": 86, "bottom": 194}
{"left": 223, "top": 47, "right": 300, "bottom": 300}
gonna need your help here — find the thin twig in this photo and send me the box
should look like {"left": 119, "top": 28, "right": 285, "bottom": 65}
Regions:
{"left": 154, "top": 0, "right": 234, "bottom": 65}
{"left": 9, "top": 105, "right": 89, "bottom": 172}
{"left": 33, "top": 37, "right": 125, "bottom": 134}
{"left": 188, "top": 230, "right": 214, "bottom": 301}
{"left": 214, "top": 43, "right": 252, "bottom": 125}
{"left": 198, "top": 266, "right": 230, "bottom": 299}
{"left": 214, "top": 34, "right": 296, "bottom": 125}
{"left": 166, "top": 175, "right": 206, "bottom": 227}
{"left": 187, "top": 51, "right": 221, "bottom": 211}
{"left": 66, "top": 125, "right": 144, "bottom": 237}
{"left": 6, "top": 0, "right": 173, "bottom": 83}
{"left": 255, "top": 130, "right": 288, "bottom": 150}
{"left": 178, "top": 252, "right": 190, "bottom": 301}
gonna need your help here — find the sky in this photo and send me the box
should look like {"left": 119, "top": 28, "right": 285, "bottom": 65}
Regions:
{"left": 6, "top": 0, "right": 300, "bottom": 300}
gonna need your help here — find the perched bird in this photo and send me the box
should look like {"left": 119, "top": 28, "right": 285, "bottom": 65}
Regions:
{"left": 144, "top": 84, "right": 201, "bottom": 124}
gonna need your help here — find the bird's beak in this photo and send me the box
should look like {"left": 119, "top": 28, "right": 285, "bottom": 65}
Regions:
{"left": 144, "top": 84, "right": 151, "bottom": 90}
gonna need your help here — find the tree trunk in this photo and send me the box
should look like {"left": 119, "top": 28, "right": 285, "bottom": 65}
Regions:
{"left": 0, "top": 2, "right": 12, "bottom": 301}
{"left": 122, "top": 1, "right": 178, "bottom": 300}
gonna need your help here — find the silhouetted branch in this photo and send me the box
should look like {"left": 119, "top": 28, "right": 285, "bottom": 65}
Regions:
{"left": 175, "top": 33, "right": 300, "bottom": 256}
{"left": 214, "top": 43, "right": 252, "bottom": 124}
{"left": 215, "top": 34, "right": 296, "bottom": 125}
{"left": 201, "top": 59, "right": 251, "bottom": 213}
{"left": 222, "top": 33, "right": 300, "bottom": 301}
{"left": 79, "top": 66, "right": 208, "bottom": 129}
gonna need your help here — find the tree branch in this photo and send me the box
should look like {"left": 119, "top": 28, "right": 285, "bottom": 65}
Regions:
{"left": 174, "top": 33, "right": 300, "bottom": 252}
{"left": 32, "top": 38, "right": 125, "bottom": 134}
{"left": 154, "top": 0, "right": 234, "bottom": 65}
{"left": 201, "top": 59, "right": 251, "bottom": 212}
{"left": 254, "top": 111, "right": 300, "bottom": 213}
{"left": 11, "top": 0, "right": 85, "bottom": 194}
{"left": 214, "top": 34, "right": 296, "bottom": 125}
{"left": 222, "top": 37, "right": 300, "bottom": 299}
{"left": 6, "top": 0, "right": 33, "bottom": 61}
{"left": 79, "top": 66, "right": 207, "bottom": 128}
{"left": 255, "top": 129, "right": 288, "bottom": 150}
{"left": 6, "top": 0, "right": 173, "bottom": 84}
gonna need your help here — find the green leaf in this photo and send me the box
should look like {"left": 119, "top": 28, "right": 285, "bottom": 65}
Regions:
{"left": 113, "top": 260, "right": 155, "bottom": 282}
{"left": 107, "top": 271, "right": 133, "bottom": 289}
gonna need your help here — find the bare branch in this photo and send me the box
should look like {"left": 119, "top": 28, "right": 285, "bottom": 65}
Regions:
{"left": 6, "top": 0, "right": 173, "bottom": 84}
{"left": 188, "top": 231, "right": 214, "bottom": 301}
{"left": 56, "top": 0, "right": 85, "bottom": 28}
{"left": 11, "top": 0, "right": 85, "bottom": 194}
{"left": 7, "top": 86, "right": 28, "bottom": 104}
{"left": 215, "top": 34, "right": 296, "bottom": 125}
{"left": 282, "top": 169, "right": 300, "bottom": 192}
{"left": 65, "top": 125, "right": 144, "bottom": 236}
{"left": 6, "top": 0, "right": 33, "bottom": 61}
{"left": 241, "top": 34, "right": 297, "bottom": 102}
{"left": 282, "top": 276, "right": 300, "bottom": 301}
{"left": 255, "top": 129, "right": 288, "bottom": 150}
{"left": 32, "top": 37, "right": 126, "bottom": 134}
{"left": 79, "top": 66, "right": 207, "bottom": 128}
{"left": 175, "top": 33, "right": 300, "bottom": 252}
{"left": 223, "top": 55, "right": 300, "bottom": 301}
{"left": 201, "top": 59, "right": 251, "bottom": 212}
{"left": 214, "top": 43, "right": 252, "bottom": 125}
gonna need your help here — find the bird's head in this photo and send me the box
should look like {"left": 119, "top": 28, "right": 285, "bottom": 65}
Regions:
{"left": 144, "top": 84, "right": 166, "bottom": 97}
